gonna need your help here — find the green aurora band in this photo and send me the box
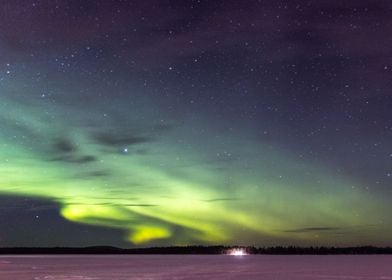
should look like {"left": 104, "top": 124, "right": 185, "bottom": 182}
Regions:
{"left": 0, "top": 68, "right": 390, "bottom": 247}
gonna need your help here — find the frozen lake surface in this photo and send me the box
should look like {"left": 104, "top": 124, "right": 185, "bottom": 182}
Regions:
{"left": 1, "top": 255, "right": 392, "bottom": 280}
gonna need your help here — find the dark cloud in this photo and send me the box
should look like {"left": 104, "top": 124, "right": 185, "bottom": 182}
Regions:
{"left": 92, "top": 131, "right": 150, "bottom": 147}
{"left": 51, "top": 137, "right": 97, "bottom": 163}
{"left": 51, "top": 155, "right": 97, "bottom": 164}
{"left": 281, "top": 225, "right": 380, "bottom": 235}
{"left": 203, "top": 198, "right": 240, "bottom": 202}
{"left": 282, "top": 227, "right": 341, "bottom": 233}
{"left": 75, "top": 155, "right": 97, "bottom": 163}
{"left": 76, "top": 170, "right": 111, "bottom": 179}
{"left": 120, "top": 204, "right": 157, "bottom": 207}
{"left": 65, "top": 202, "right": 158, "bottom": 207}
{"left": 53, "top": 138, "right": 76, "bottom": 153}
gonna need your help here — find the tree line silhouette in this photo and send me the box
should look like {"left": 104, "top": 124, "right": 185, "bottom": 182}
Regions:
{"left": 0, "top": 245, "right": 391, "bottom": 255}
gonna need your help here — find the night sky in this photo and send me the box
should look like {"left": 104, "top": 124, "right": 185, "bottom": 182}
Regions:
{"left": 0, "top": 0, "right": 391, "bottom": 248}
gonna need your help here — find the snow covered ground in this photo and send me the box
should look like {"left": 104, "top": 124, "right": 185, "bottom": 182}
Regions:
{"left": 1, "top": 255, "right": 391, "bottom": 280}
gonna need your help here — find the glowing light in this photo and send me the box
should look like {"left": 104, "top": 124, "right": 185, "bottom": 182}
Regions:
{"left": 227, "top": 248, "right": 248, "bottom": 256}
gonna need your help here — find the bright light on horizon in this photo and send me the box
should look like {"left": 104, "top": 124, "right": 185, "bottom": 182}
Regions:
{"left": 227, "top": 248, "right": 248, "bottom": 256}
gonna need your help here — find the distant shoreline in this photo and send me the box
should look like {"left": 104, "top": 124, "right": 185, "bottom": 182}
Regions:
{"left": 1, "top": 246, "right": 391, "bottom": 255}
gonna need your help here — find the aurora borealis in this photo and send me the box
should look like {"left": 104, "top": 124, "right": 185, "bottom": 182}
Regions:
{"left": 0, "top": 0, "right": 391, "bottom": 248}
